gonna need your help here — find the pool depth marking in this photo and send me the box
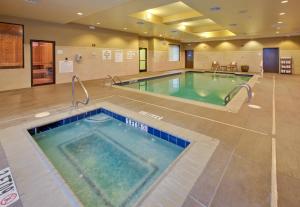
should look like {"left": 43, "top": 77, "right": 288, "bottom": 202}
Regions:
{"left": 118, "top": 95, "right": 269, "bottom": 136}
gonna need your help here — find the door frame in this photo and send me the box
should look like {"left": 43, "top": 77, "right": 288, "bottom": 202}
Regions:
{"left": 139, "top": 48, "right": 147, "bottom": 72}
{"left": 30, "top": 39, "right": 56, "bottom": 86}
{"left": 185, "top": 50, "right": 194, "bottom": 69}
{"left": 263, "top": 47, "right": 279, "bottom": 73}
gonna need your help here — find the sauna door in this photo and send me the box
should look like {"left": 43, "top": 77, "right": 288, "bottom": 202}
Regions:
{"left": 31, "top": 40, "right": 55, "bottom": 86}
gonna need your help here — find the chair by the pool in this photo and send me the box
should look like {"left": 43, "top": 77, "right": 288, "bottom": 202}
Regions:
{"left": 228, "top": 61, "right": 238, "bottom": 71}
{"left": 211, "top": 61, "right": 220, "bottom": 71}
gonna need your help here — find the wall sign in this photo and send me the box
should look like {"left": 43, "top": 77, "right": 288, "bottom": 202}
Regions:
{"left": 127, "top": 51, "right": 136, "bottom": 59}
{"left": 102, "top": 49, "right": 112, "bottom": 60}
{"left": 59, "top": 60, "right": 73, "bottom": 73}
{"left": 0, "top": 167, "right": 20, "bottom": 207}
{"left": 114, "top": 50, "right": 123, "bottom": 62}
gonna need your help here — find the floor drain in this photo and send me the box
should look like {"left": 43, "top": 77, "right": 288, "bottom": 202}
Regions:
{"left": 34, "top": 112, "right": 50, "bottom": 118}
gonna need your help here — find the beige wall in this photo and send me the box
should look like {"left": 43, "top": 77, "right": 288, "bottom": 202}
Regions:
{"left": 184, "top": 36, "right": 300, "bottom": 74}
{"left": 138, "top": 37, "right": 185, "bottom": 72}
{"left": 150, "top": 38, "right": 184, "bottom": 72}
{"left": 2, "top": 15, "right": 300, "bottom": 92}
{"left": 0, "top": 16, "right": 139, "bottom": 91}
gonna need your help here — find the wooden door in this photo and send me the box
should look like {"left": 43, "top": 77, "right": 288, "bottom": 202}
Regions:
{"left": 185, "top": 50, "right": 194, "bottom": 68}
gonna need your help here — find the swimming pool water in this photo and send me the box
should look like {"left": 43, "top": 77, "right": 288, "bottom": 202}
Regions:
{"left": 123, "top": 72, "right": 251, "bottom": 106}
{"left": 33, "top": 113, "right": 184, "bottom": 207}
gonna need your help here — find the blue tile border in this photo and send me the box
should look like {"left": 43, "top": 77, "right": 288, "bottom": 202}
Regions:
{"left": 27, "top": 107, "right": 190, "bottom": 149}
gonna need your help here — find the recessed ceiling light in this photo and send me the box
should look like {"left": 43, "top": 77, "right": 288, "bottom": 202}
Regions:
{"left": 239, "top": 10, "right": 248, "bottom": 14}
{"left": 144, "top": 31, "right": 148, "bottom": 34}
{"left": 123, "top": 27, "right": 128, "bottom": 30}
{"left": 276, "top": 31, "right": 280, "bottom": 34}
{"left": 96, "top": 22, "right": 101, "bottom": 25}
{"left": 210, "top": 6, "right": 221, "bottom": 12}
{"left": 159, "top": 34, "right": 162, "bottom": 37}
{"left": 77, "top": 12, "right": 83, "bottom": 16}
{"left": 278, "top": 21, "right": 283, "bottom": 24}
{"left": 279, "top": 12, "right": 286, "bottom": 16}
{"left": 281, "top": 0, "right": 288, "bottom": 3}
{"left": 24, "top": 0, "right": 38, "bottom": 4}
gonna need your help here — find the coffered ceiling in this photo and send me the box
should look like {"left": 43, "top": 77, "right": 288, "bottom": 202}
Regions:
{"left": 1, "top": 0, "right": 300, "bottom": 42}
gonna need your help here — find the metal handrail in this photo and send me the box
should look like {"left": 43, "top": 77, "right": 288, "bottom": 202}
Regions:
{"left": 72, "top": 75, "right": 90, "bottom": 108}
{"left": 224, "top": 83, "right": 252, "bottom": 104}
{"left": 113, "top": 76, "right": 122, "bottom": 84}
{"left": 106, "top": 75, "right": 122, "bottom": 85}
{"left": 106, "top": 75, "right": 116, "bottom": 84}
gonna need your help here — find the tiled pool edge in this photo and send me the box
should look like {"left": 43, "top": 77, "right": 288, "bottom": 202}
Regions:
{"left": 0, "top": 102, "right": 219, "bottom": 207}
{"left": 28, "top": 108, "right": 190, "bottom": 149}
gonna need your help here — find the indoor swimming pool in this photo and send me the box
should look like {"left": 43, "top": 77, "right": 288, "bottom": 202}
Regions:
{"left": 28, "top": 108, "right": 189, "bottom": 207}
{"left": 119, "top": 72, "right": 252, "bottom": 106}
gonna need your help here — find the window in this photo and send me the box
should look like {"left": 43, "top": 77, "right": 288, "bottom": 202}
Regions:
{"left": 168, "top": 44, "right": 180, "bottom": 62}
{"left": 0, "top": 22, "right": 24, "bottom": 69}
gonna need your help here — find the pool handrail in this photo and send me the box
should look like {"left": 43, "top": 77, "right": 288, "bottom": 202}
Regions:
{"left": 106, "top": 75, "right": 122, "bottom": 85}
{"left": 72, "top": 75, "right": 90, "bottom": 108}
{"left": 224, "top": 83, "right": 252, "bottom": 104}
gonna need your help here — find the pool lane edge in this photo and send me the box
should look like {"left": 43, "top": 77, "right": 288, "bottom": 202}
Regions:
{"left": 0, "top": 102, "right": 219, "bottom": 207}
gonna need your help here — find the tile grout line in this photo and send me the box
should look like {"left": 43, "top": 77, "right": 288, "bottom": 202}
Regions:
{"left": 271, "top": 75, "right": 278, "bottom": 207}
{"left": 207, "top": 149, "right": 235, "bottom": 207}
{"left": 189, "top": 195, "right": 207, "bottom": 207}
{"left": 272, "top": 76, "right": 276, "bottom": 136}
{"left": 118, "top": 95, "right": 269, "bottom": 136}
{"left": 0, "top": 95, "right": 115, "bottom": 125}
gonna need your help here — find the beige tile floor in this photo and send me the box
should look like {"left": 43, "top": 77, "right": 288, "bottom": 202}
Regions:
{"left": 0, "top": 71, "right": 299, "bottom": 207}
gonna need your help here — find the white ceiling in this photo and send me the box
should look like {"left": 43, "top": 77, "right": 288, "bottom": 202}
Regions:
{"left": 1, "top": 0, "right": 300, "bottom": 42}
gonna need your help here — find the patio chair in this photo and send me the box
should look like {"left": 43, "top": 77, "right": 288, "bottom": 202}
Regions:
{"left": 228, "top": 61, "right": 238, "bottom": 72}
{"left": 211, "top": 61, "right": 220, "bottom": 71}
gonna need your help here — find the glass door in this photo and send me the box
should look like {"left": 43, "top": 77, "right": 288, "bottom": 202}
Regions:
{"left": 139, "top": 48, "right": 147, "bottom": 72}
{"left": 31, "top": 40, "right": 55, "bottom": 86}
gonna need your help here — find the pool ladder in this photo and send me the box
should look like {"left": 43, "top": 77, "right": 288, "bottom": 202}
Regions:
{"left": 106, "top": 75, "right": 122, "bottom": 85}
{"left": 72, "top": 75, "right": 90, "bottom": 108}
{"left": 224, "top": 83, "right": 252, "bottom": 104}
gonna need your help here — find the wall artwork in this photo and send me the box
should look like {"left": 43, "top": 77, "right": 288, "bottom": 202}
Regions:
{"left": 0, "top": 22, "right": 24, "bottom": 69}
